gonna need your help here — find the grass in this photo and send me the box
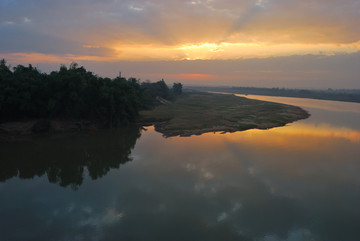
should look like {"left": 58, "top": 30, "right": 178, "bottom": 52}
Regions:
{"left": 139, "top": 92, "right": 309, "bottom": 137}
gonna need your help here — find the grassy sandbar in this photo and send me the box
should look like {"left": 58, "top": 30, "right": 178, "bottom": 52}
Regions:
{"left": 140, "top": 92, "right": 310, "bottom": 137}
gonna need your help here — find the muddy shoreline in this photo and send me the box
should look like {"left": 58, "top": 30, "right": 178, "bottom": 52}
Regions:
{"left": 0, "top": 119, "right": 98, "bottom": 142}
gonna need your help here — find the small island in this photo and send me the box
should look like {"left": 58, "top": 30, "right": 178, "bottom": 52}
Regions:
{"left": 140, "top": 92, "right": 310, "bottom": 137}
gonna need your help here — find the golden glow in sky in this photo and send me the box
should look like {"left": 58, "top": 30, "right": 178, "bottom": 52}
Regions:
{"left": 3, "top": 41, "right": 360, "bottom": 63}
{"left": 112, "top": 41, "right": 360, "bottom": 61}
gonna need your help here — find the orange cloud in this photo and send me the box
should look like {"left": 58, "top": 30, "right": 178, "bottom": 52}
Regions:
{"left": 1, "top": 52, "right": 119, "bottom": 64}
{"left": 176, "top": 73, "right": 217, "bottom": 81}
{"left": 2, "top": 41, "right": 360, "bottom": 64}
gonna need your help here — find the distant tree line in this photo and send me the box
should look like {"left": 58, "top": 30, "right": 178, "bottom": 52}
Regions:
{"left": 190, "top": 86, "right": 360, "bottom": 103}
{"left": 230, "top": 87, "right": 360, "bottom": 103}
{"left": 0, "top": 59, "right": 182, "bottom": 126}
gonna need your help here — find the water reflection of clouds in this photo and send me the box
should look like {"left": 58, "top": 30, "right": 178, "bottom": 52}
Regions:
{"left": 132, "top": 115, "right": 360, "bottom": 240}
{"left": 221, "top": 123, "right": 360, "bottom": 152}
{"left": 1, "top": 99, "right": 360, "bottom": 241}
{"left": 276, "top": 123, "right": 360, "bottom": 142}
{"left": 25, "top": 115, "right": 358, "bottom": 240}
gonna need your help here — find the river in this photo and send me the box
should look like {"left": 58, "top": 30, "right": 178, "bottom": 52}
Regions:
{"left": 0, "top": 95, "right": 359, "bottom": 241}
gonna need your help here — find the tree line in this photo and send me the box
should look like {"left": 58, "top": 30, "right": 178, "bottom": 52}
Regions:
{"left": 190, "top": 86, "right": 360, "bottom": 103}
{"left": 0, "top": 59, "right": 182, "bottom": 126}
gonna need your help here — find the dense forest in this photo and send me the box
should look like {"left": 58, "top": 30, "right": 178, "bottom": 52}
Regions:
{"left": 0, "top": 59, "right": 182, "bottom": 127}
{"left": 190, "top": 86, "right": 360, "bottom": 103}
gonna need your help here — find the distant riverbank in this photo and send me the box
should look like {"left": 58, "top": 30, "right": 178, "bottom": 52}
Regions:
{"left": 190, "top": 86, "right": 360, "bottom": 103}
{"left": 140, "top": 92, "right": 310, "bottom": 137}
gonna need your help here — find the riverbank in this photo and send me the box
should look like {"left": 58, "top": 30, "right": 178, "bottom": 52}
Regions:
{"left": 0, "top": 119, "right": 98, "bottom": 142}
{"left": 189, "top": 86, "right": 360, "bottom": 103}
{"left": 140, "top": 92, "right": 310, "bottom": 137}
{"left": 1, "top": 92, "right": 310, "bottom": 140}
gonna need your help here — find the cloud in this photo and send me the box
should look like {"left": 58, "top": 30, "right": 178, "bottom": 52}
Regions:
{"left": 1, "top": 0, "right": 359, "bottom": 50}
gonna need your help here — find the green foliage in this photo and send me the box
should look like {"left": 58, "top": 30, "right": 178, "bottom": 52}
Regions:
{"left": 140, "top": 79, "right": 173, "bottom": 109}
{"left": 0, "top": 59, "right": 180, "bottom": 126}
{"left": 31, "top": 119, "right": 51, "bottom": 133}
{"left": 0, "top": 60, "right": 48, "bottom": 119}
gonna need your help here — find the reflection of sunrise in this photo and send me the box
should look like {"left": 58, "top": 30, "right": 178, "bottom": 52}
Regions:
{"left": 166, "top": 123, "right": 360, "bottom": 154}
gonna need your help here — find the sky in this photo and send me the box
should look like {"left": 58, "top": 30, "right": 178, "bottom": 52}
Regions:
{"left": 1, "top": 0, "right": 360, "bottom": 88}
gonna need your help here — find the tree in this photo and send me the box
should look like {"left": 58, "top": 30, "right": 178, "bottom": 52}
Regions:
{"left": 0, "top": 59, "right": 183, "bottom": 125}
{"left": 172, "top": 82, "right": 183, "bottom": 95}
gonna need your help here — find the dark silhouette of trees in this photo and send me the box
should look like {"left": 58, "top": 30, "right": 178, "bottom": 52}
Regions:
{"left": 139, "top": 79, "right": 173, "bottom": 109}
{"left": 0, "top": 61, "right": 48, "bottom": 120}
{"left": 0, "top": 59, "right": 180, "bottom": 125}
{"left": 172, "top": 82, "right": 183, "bottom": 96}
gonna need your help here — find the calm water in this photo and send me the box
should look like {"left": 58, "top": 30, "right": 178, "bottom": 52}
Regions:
{"left": 1, "top": 96, "right": 360, "bottom": 241}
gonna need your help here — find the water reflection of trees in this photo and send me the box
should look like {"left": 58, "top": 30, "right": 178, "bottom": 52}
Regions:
{"left": 0, "top": 125, "right": 142, "bottom": 189}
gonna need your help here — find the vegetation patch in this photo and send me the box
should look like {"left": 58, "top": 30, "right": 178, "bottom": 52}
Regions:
{"left": 0, "top": 59, "right": 183, "bottom": 140}
{"left": 31, "top": 119, "right": 51, "bottom": 133}
{"left": 0, "top": 59, "right": 182, "bottom": 128}
{"left": 191, "top": 86, "right": 360, "bottom": 103}
{"left": 140, "top": 92, "right": 310, "bottom": 137}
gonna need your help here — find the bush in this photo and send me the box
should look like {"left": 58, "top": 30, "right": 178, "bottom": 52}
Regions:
{"left": 31, "top": 120, "right": 51, "bottom": 133}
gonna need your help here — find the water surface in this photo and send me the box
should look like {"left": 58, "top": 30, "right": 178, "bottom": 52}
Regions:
{"left": 1, "top": 96, "right": 359, "bottom": 241}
